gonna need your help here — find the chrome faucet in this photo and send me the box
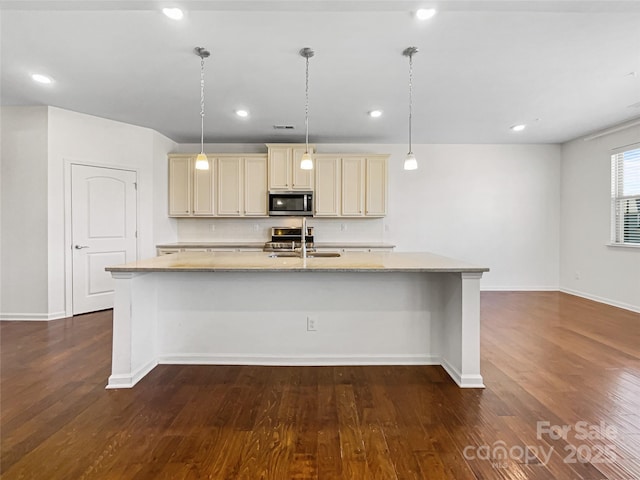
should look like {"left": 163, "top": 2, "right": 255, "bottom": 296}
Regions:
{"left": 300, "top": 217, "right": 307, "bottom": 259}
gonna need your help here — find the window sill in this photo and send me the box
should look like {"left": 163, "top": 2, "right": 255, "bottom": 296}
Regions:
{"left": 607, "top": 243, "right": 640, "bottom": 249}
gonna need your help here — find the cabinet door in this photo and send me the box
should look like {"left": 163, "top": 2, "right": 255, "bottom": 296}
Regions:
{"left": 291, "top": 146, "right": 314, "bottom": 190}
{"left": 365, "top": 156, "right": 387, "bottom": 216}
{"left": 193, "top": 158, "right": 215, "bottom": 215}
{"left": 217, "top": 157, "right": 242, "bottom": 216}
{"left": 168, "top": 157, "right": 192, "bottom": 216}
{"left": 268, "top": 147, "right": 291, "bottom": 190}
{"left": 244, "top": 156, "right": 268, "bottom": 216}
{"left": 341, "top": 157, "right": 365, "bottom": 216}
{"left": 314, "top": 156, "right": 340, "bottom": 216}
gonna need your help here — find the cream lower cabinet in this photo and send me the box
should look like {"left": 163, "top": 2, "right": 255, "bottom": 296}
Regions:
{"left": 267, "top": 144, "right": 314, "bottom": 191}
{"left": 315, "top": 246, "right": 395, "bottom": 253}
{"left": 216, "top": 155, "right": 268, "bottom": 217}
{"left": 157, "top": 247, "right": 264, "bottom": 255}
{"left": 314, "top": 154, "right": 388, "bottom": 217}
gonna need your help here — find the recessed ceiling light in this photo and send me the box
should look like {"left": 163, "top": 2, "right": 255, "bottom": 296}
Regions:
{"left": 369, "top": 110, "right": 383, "bottom": 118}
{"left": 416, "top": 8, "right": 437, "bottom": 20}
{"left": 235, "top": 109, "right": 249, "bottom": 118}
{"left": 511, "top": 124, "right": 526, "bottom": 132}
{"left": 162, "top": 8, "right": 184, "bottom": 20}
{"left": 31, "top": 73, "right": 53, "bottom": 84}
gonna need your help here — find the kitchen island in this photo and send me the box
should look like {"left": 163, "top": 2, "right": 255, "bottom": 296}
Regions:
{"left": 105, "top": 251, "right": 489, "bottom": 389}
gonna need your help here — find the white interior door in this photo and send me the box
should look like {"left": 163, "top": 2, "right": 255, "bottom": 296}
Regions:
{"left": 71, "top": 164, "right": 137, "bottom": 315}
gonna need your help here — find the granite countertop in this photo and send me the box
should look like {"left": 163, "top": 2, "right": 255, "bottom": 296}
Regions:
{"left": 106, "top": 251, "right": 488, "bottom": 273}
{"left": 156, "top": 242, "right": 396, "bottom": 249}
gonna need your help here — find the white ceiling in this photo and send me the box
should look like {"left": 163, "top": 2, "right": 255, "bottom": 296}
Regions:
{"left": 2, "top": 1, "right": 640, "bottom": 145}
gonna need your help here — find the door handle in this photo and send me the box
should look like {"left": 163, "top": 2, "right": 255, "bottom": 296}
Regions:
{"left": 74, "top": 245, "right": 90, "bottom": 249}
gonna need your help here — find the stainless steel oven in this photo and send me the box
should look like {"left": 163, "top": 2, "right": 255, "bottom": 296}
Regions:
{"left": 268, "top": 191, "right": 313, "bottom": 216}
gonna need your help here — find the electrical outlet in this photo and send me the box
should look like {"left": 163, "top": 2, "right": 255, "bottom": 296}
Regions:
{"left": 340, "top": 223, "right": 347, "bottom": 232}
{"left": 210, "top": 224, "right": 216, "bottom": 232}
{"left": 574, "top": 271, "right": 581, "bottom": 280}
{"left": 253, "top": 224, "right": 259, "bottom": 232}
{"left": 307, "top": 315, "right": 318, "bottom": 331}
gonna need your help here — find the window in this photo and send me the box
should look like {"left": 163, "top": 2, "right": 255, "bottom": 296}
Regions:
{"left": 611, "top": 146, "right": 640, "bottom": 245}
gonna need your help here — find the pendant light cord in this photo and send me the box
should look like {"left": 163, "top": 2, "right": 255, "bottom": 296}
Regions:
{"left": 200, "top": 56, "right": 205, "bottom": 154}
{"left": 408, "top": 52, "right": 413, "bottom": 154}
{"left": 305, "top": 54, "right": 310, "bottom": 153}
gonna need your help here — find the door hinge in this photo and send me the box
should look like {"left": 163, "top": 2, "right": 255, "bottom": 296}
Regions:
{"left": 135, "top": 231, "right": 138, "bottom": 238}
{"left": 133, "top": 182, "right": 138, "bottom": 190}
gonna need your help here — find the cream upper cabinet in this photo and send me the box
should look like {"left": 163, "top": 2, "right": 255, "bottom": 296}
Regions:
{"left": 365, "top": 156, "right": 387, "bottom": 216}
{"left": 291, "top": 146, "right": 314, "bottom": 190}
{"left": 244, "top": 156, "right": 268, "bottom": 216}
{"left": 267, "top": 147, "right": 290, "bottom": 190}
{"left": 341, "top": 156, "right": 365, "bottom": 216}
{"left": 169, "top": 154, "right": 266, "bottom": 217}
{"left": 314, "top": 156, "right": 341, "bottom": 216}
{"left": 216, "top": 156, "right": 243, "bottom": 216}
{"left": 314, "top": 154, "right": 388, "bottom": 217}
{"left": 193, "top": 159, "right": 215, "bottom": 215}
{"left": 169, "top": 155, "right": 214, "bottom": 217}
{"left": 216, "top": 155, "right": 268, "bottom": 217}
{"left": 267, "top": 144, "right": 314, "bottom": 190}
{"left": 169, "top": 156, "right": 192, "bottom": 216}
{"left": 169, "top": 150, "right": 386, "bottom": 218}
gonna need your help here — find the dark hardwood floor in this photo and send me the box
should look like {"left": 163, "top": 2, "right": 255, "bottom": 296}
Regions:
{"left": 1, "top": 292, "right": 639, "bottom": 479}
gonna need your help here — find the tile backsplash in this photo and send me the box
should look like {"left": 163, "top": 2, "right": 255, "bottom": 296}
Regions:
{"left": 177, "top": 217, "right": 385, "bottom": 243}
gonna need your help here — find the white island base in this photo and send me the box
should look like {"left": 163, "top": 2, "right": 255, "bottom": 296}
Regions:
{"left": 106, "top": 252, "right": 487, "bottom": 389}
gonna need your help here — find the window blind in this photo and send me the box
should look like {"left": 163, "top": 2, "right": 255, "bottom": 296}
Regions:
{"left": 611, "top": 147, "right": 640, "bottom": 245}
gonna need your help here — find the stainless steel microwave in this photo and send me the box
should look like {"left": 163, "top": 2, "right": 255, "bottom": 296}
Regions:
{"left": 268, "top": 191, "right": 313, "bottom": 216}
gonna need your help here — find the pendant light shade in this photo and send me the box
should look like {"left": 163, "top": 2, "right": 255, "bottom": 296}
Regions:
{"left": 194, "top": 47, "right": 210, "bottom": 171}
{"left": 404, "top": 153, "right": 418, "bottom": 170}
{"left": 300, "top": 47, "right": 315, "bottom": 170}
{"left": 300, "top": 152, "right": 313, "bottom": 170}
{"left": 195, "top": 153, "right": 208, "bottom": 170}
{"left": 403, "top": 46, "right": 419, "bottom": 171}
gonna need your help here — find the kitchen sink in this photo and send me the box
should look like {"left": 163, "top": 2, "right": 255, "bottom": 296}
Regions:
{"left": 267, "top": 252, "right": 341, "bottom": 258}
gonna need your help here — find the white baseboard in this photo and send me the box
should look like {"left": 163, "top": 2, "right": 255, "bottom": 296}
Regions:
{"left": 158, "top": 353, "right": 440, "bottom": 366}
{"left": 106, "top": 360, "right": 158, "bottom": 389}
{"left": 560, "top": 288, "right": 640, "bottom": 313}
{"left": 0, "top": 311, "right": 67, "bottom": 321}
{"left": 440, "top": 358, "right": 485, "bottom": 388}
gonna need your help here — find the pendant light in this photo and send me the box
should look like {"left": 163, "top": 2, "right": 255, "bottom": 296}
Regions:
{"left": 194, "top": 47, "right": 210, "bottom": 171}
{"left": 299, "top": 47, "right": 315, "bottom": 170}
{"left": 403, "top": 46, "right": 419, "bottom": 171}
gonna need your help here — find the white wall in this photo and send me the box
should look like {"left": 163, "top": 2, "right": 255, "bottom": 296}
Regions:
{"left": 560, "top": 125, "right": 640, "bottom": 312}
{"left": 0, "top": 106, "right": 177, "bottom": 319}
{"left": 47, "top": 107, "right": 177, "bottom": 317}
{"left": 175, "top": 142, "right": 562, "bottom": 290}
{"left": 0, "top": 107, "right": 50, "bottom": 318}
